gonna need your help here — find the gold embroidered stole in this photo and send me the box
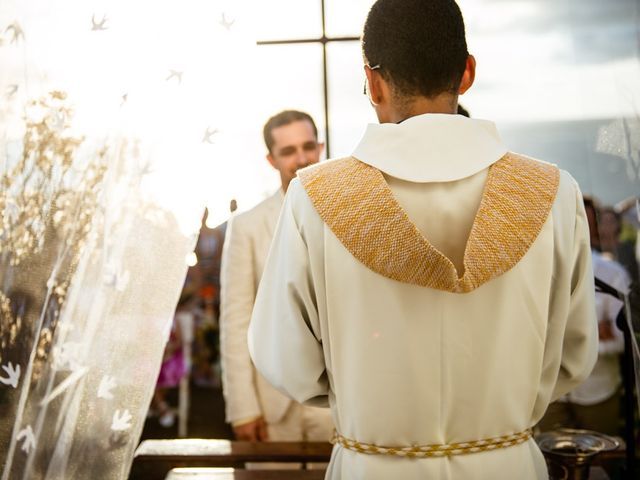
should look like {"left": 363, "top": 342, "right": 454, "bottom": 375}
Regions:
{"left": 297, "top": 153, "right": 560, "bottom": 293}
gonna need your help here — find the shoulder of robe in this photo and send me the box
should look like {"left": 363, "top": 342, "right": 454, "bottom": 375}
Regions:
{"left": 554, "top": 168, "right": 580, "bottom": 203}
{"left": 298, "top": 153, "right": 560, "bottom": 293}
{"left": 552, "top": 168, "right": 585, "bottom": 230}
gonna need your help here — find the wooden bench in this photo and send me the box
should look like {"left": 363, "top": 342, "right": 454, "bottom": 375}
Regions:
{"left": 165, "top": 468, "right": 326, "bottom": 480}
{"left": 163, "top": 465, "right": 609, "bottom": 479}
{"left": 129, "top": 439, "right": 333, "bottom": 480}
{"left": 130, "top": 437, "right": 627, "bottom": 479}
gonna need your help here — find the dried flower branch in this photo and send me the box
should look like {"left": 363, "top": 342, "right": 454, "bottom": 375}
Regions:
{"left": 0, "top": 91, "right": 107, "bottom": 376}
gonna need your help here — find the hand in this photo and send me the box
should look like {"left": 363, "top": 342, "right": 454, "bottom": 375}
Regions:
{"left": 233, "top": 417, "right": 269, "bottom": 441}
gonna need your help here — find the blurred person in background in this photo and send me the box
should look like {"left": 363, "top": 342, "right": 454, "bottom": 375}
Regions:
{"left": 219, "top": 110, "right": 334, "bottom": 448}
{"left": 150, "top": 290, "right": 193, "bottom": 427}
{"left": 598, "top": 206, "right": 639, "bottom": 288}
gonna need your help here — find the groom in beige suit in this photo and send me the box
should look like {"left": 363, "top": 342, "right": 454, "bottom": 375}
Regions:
{"left": 220, "top": 110, "right": 333, "bottom": 443}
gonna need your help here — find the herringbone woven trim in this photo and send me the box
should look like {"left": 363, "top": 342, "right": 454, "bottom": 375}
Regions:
{"left": 331, "top": 429, "right": 533, "bottom": 458}
{"left": 298, "top": 153, "right": 559, "bottom": 293}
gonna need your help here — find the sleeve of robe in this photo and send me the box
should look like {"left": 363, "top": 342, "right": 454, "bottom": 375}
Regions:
{"left": 248, "top": 180, "right": 329, "bottom": 408}
{"left": 539, "top": 173, "right": 599, "bottom": 408}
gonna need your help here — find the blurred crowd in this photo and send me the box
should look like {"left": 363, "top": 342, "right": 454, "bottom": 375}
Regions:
{"left": 146, "top": 207, "right": 231, "bottom": 428}
{"left": 537, "top": 196, "right": 639, "bottom": 436}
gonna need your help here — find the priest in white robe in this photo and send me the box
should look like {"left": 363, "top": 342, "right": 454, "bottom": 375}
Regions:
{"left": 248, "top": 0, "right": 598, "bottom": 478}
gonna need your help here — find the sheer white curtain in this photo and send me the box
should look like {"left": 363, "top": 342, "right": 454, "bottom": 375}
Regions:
{"left": 0, "top": 1, "right": 254, "bottom": 478}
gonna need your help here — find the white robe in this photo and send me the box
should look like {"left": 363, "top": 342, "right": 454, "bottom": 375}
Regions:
{"left": 248, "top": 114, "right": 598, "bottom": 480}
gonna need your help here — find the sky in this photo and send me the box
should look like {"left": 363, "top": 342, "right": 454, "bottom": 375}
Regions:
{"left": 1, "top": 0, "right": 639, "bottom": 224}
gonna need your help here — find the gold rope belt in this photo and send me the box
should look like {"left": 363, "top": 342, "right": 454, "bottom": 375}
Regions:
{"left": 331, "top": 429, "right": 533, "bottom": 458}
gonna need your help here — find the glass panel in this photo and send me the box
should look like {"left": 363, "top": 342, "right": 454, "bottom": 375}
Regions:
{"left": 221, "top": 43, "right": 325, "bottom": 215}
{"left": 253, "top": 0, "right": 322, "bottom": 42}
{"left": 459, "top": 0, "right": 640, "bottom": 201}
{"left": 456, "top": 0, "right": 640, "bottom": 435}
{"left": 325, "top": 0, "right": 374, "bottom": 38}
{"left": 328, "top": 0, "right": 640, "bottom": 198}
{"left": 327, "top": 41, "right": 377, "bottom": 158}
{"left": 252, "top": 44, "right": 324, "bottom": 130}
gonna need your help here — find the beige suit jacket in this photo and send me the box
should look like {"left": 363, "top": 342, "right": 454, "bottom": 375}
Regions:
{"left": 220, "top": 190, "right": 292, "bottom": 424}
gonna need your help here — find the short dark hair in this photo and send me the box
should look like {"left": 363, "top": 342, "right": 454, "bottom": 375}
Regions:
{"left": 263, "top": 110, "right": 318, "bottom": 153}
{"left": 362, "top": 0, "right": 469, "bottom": 99}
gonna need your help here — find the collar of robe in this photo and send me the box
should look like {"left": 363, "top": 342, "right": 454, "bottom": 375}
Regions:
{"left": 298, "top": 153, "right": 560, "bottom": 293}
{"left": 352, "top": 114, "right": 508, "bottom": 183}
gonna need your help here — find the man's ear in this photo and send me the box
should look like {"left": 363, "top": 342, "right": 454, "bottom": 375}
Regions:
{"left": 458, "top": 54, "right": 476, "bottom": 95}
{"left": 317, "top": 142, "right": 325, "bottom": 156}
{"left": 365, "top": 66, "right": 383, "bottom": 106}
{"left": 266, "top": 152, "right": 277, "bottom": 169}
